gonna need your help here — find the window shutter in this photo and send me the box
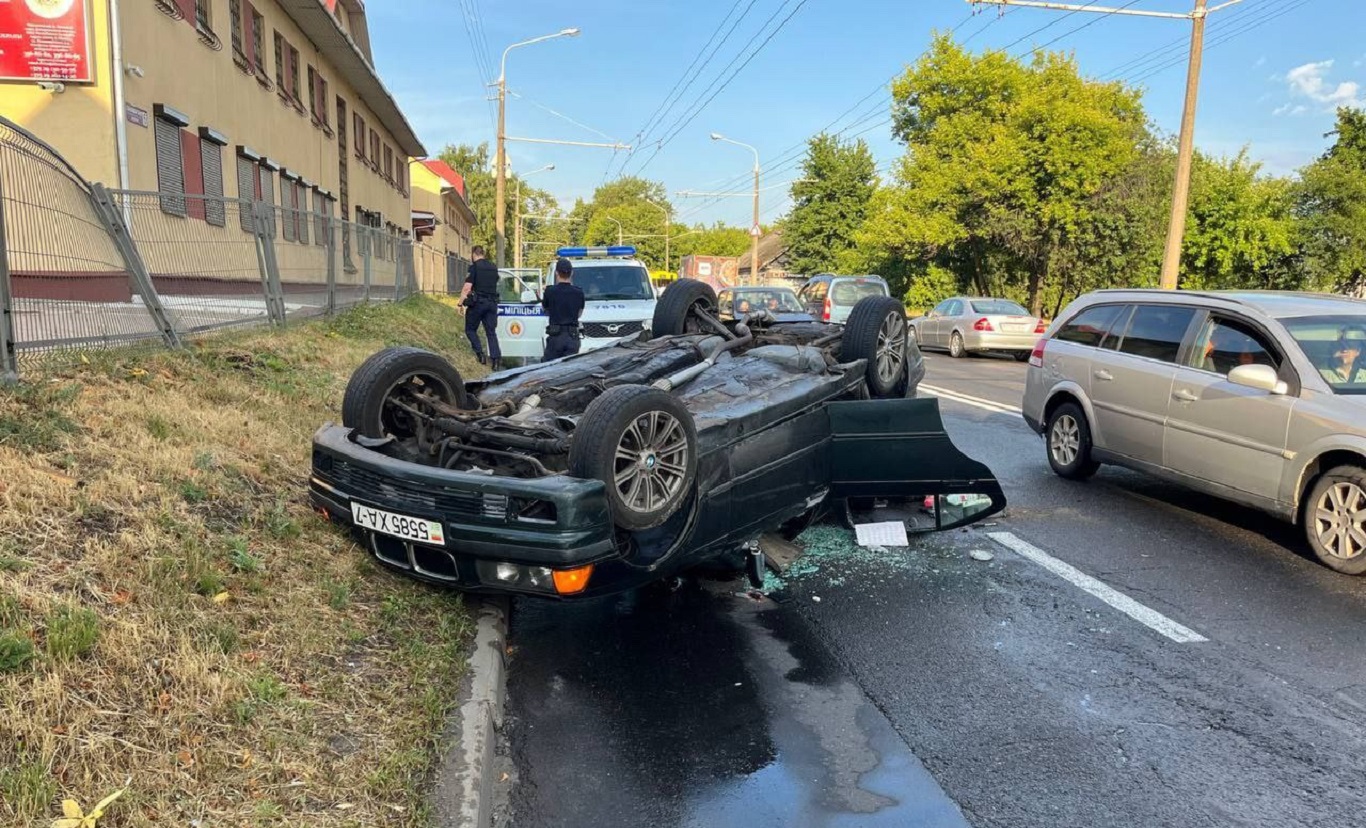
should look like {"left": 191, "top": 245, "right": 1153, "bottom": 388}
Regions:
{"left": 174, "top": 0, "right": 196, "bottom": 23}
{"left": 155, "top": 118, "right": 186, "bottom": 216}
{"left": 201, "top": 140, "right": 225, "bottom": 227}
{"left": 297, "top": 184, "right": 310, "bottom": 245}
{"left": 281, "top": 178, "right": 295, "bottom": 242}
{"left": 259, "top": 167, "right": 275, "bottom": 237}
{"left": 236, "top": 156, "right": 255, "bottom": 231}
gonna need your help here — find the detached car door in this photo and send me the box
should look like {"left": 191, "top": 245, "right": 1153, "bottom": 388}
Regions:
{"left": 827, "top": 397, "right": 1005, "bottom": 525}
{"left": 1089, "top": 304, "right": 1199, "bottom": 465}
{"left": 1163, "top": 312, "right": 1296, "bottom": 503}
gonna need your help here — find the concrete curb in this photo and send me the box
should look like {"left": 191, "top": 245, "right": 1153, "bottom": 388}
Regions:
{"left": 433, "top": 596, "right": 509, "bottom": 828}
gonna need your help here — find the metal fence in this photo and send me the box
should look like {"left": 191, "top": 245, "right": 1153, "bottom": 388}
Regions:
{"left": 0, "top": 115, "right": 418, "bottom": 382}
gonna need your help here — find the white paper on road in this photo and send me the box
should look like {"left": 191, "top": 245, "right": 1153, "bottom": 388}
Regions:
{"left": 855, "top": 521, "right": 909, "bottom": 548}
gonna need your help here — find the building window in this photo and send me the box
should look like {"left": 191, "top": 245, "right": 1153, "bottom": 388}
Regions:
{"left": 354, "top": 114, "right": 366, "bottom": 160}
{"left": 236, "top": 153, "right": 258, "bottom": 231}
{"left": 369, "top": 129, "right": 379, "bottom": 171}
{"left": 383, "top": 145, "right": 393, "bottom": 183}
{"left": 280, "top": 176, "right": 296, "bottom": 242}
{"left": 249, "top": 7, "right": 265, "bottom": 81}
{"left": 259, "top": 165, "right": 276, "bottom": 237}
{"left": 199, "top": 129, "right": 227, "bottom": 227}
{"left": 307, "top": 66, "right": 317, "bottom": 121}
{"left": 318, "top": 76, "right": 330, "bottom": 129}
{"left": 194, "top": 0, "right": 211, "bottom": 29}
{"left": 287, "top": 45, "right": 301, "bottom": 104}
{"left": 273, "top": 31, "right": 284, "bottom": 91}
{"left": 228, "top": 0, "right": 246, "bottom": 67}
{"left": 297, "top": 182, "right": 310, "bottom": 245}
{"left": 154, "top": 115, "right": 186, "bottom": 217}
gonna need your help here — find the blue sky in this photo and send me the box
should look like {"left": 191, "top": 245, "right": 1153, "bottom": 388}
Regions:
{"left": 368, "top": 0, "right": 1365, "bottom": 228}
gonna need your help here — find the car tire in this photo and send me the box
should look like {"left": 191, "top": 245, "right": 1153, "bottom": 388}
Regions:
{"left": 1045, "top": 402, "right": 1100, "bottom": 480}
{"left": 651, "top": 278, "right": 718, "bottom": 337}
{"left": 1013, "top": 352, "right": 1031, "bottom": 363}
{"left": 949, "top": 331, "right": 966, "bottom": 358}
{"left": 342, "top": 347, "right": 470, "bottom": 440}
{"left": 841, "top": 295, "right": 911, "bottom": 399}
{"left": 1303, "top": 466, "right": 1366, "bottom": 575}
{"left": 570, "top": 385, "right": 699, "bottom": 531}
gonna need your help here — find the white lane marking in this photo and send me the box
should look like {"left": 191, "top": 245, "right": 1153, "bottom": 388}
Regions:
{"left": 987, "top": 531, "right": 1209, "bottom": 644}
{"left": 921, "top": 384, "right": 1022, "bottom": 415}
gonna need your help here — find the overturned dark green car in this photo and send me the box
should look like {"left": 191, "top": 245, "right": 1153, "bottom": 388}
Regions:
{"left": 309, "top": 279, "right": 1004, "bottom": 598}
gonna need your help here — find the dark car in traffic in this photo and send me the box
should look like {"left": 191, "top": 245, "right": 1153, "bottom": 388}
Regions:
{"left": 309, "top": 279, "right": 1000, "bottom": 599}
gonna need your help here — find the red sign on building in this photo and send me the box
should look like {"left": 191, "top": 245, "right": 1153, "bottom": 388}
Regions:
{"left": 0, "top": 0, "right": 93, "bottom": 83}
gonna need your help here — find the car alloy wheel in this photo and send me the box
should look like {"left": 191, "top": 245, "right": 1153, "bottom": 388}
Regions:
{"left": 1312, "top": 481, "right": 1366, "bottom": 560}
{"left": 1049, "top": 414, "right": 1081, "bottom": 468}
{"left": 875, "top": 314, "right": 907, "bottom": 387}
{"left": 950, "top": 331, "right": 965, "bottom": 358}
{"left": 614, "top": 410, "right": 691, "bottom": 516}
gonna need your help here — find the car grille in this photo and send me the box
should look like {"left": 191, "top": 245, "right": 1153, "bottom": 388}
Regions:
{"left": 327, "top": 458, "right": 498, "bottom": 521}
{"left": 582, "top": 321, "right": 644, "bottom": 338}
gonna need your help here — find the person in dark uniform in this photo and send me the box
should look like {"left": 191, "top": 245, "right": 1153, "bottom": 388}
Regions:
{"left": 541, "top": 257, "right": 585, "bottom": 361}
{"left": 460, "top": 245, "right": 502, "bottom": 369}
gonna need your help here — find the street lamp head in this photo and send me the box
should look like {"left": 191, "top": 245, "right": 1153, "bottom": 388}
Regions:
{"left": 544, "top": 164, "right": 556, "bottom": 171}
{"left": 709, "top": 132, "right": 724, "bottom": 141}
{"left": 560, "top": 27, "right": 581, "bottom": 37}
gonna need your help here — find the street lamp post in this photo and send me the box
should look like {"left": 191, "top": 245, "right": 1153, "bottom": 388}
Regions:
{"left": 642, "top": 197, "right": 671, "bottom": 273}
{"left": 604, "top": 216, "right": 624, "bottom": 246}
{"left": 495, "top": 27, "right": 580, "bottom": 267}
{"left": 711, "top": 132, "right": 760, "bottom": 286}
{"left": 513, "top": 164, "right": 555, "bottom": 268}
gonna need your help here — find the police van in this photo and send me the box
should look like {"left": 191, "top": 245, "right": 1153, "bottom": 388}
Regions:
{"left": 496, "top": 246, "right": 657, "bottom": 361}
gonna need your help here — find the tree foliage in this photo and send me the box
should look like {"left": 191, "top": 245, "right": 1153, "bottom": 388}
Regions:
{"left": 784, "top": 133, "right": 878, "bottom": 274}
{"left": 1296, "top": 107, "right": 1366, "bottom": 293}
{"left": 435, "top": 143, "right": 562, "bottom": 260}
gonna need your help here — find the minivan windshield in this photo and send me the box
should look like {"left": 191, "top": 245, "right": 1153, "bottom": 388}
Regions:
{"left": 1283, "top": 315, "right": 1366, "bottom": 394}
{"left": 569, "top": 265, "right": 654, "bottom": 300}
{"left": 831, "top": 279, "right": 888, "bottom": 305}
{"left": 971, "top": 299, "right": 1029, "bottom": 316}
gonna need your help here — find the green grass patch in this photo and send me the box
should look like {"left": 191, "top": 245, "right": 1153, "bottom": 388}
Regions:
{"left": 44, "top": 605, "right": 99, "bottom": 661}
{"left": 0, "top": 630, "right": 35, "bottom": 673}
{"left": 0, "top": 753, "right": 56, "bottom": 823}
{"left": 0, "top": 382, "right": 82, "bottom": 451}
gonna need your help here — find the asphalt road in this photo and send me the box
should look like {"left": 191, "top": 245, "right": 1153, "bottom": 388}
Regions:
{"left": 501, "top": 350, "right": 1366, "bottom": 828}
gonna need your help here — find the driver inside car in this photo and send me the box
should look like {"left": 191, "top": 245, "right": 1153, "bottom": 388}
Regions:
{"left": 1319, "top": 335, "right": 1366, "bottom": 386}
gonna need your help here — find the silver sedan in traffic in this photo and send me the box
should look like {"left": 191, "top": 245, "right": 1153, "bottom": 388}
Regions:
{"left": 910, "top": 297, "right": 1045, "bottom": 360}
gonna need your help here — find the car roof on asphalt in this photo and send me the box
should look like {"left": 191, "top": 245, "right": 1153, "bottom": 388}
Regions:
{"left": 1088, "top": 289, "right": 1366, "bottom": 319}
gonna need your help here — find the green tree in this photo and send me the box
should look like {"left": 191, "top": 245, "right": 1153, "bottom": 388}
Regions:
{"left": 859, "top": 34, "right": 1148, "bottom": 314}
{"left": 1296, "top": 107, "right": 1366, "bottom": 293}
{"left": 1181, "top": 150, "right": 1299, "bottom": 291}
{"left": 435, "top": 143, "right": 558, "bottom": 258}
{"left": 785, "top": 133, "right": 878, "bottom": 273}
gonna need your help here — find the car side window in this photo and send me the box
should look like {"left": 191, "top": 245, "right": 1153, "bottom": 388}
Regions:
{"left": 1055, "top": 304, "right": 1127, "bottom": 348}
{"left": 1115, "top": 305, "right": 1198, "bottom": 364}
{"left": 810, "top": 281, "right": 828, "bottom": 301}
{"left": 930, "top": 300, "right": 951, "bottom": 317}
{"left": 1186, "top": 315, "right": 1280, "bottom": 375}
{"left": 946, "top": 300, "right": 963, "bottom": 317}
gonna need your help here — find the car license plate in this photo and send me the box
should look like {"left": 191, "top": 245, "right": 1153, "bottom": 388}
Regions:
{"left": 1002, "top": 323, "right": 1030, "bottom": 332}
{"left": 350, "top": 502, "right": 446, "bottom": 546}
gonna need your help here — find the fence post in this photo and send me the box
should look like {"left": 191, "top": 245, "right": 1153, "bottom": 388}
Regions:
{"left": 362, "top": 226, "right": 373, "bottom": 303}
{"left": 253, "top": 202, "right": 287, "bottom": 325}
{"left": 325, "top": 217, "right": 337, "bottom": 316}
{"left": 90, "top": 184, "right": 183, "bottom": 349}
{"left": 397, "top": 241, "right": 411, "bottom": 300}
{"left": 0, "top": 176, "right": 18, "bottom": 384}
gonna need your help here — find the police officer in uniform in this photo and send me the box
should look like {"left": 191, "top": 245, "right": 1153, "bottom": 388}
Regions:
{"left": 541, "top": 257, "right": 585, "bottom": 361}
{"left": 460, "top": 245, "right": 502, "bottom": 369}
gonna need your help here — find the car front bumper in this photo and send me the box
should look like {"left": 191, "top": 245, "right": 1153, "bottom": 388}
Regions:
{"left": 963, "top": 330, "right": 1040, "bottom": 352}
{"left": 310, "top": 424, "right": 639, "bottom": 598}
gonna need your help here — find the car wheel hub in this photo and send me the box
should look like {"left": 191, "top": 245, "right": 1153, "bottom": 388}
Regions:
{"left": 614, "top": 412, "right": 689, "bottom": 515}
{"left": 1314, "top": 481, "right": 1366, "bottom": 560}
{"left": 875, "top": 314, "right": 907, "bottom": 385}
{"left": 1050, "top": 415, "right": 1080, "bottom": 467}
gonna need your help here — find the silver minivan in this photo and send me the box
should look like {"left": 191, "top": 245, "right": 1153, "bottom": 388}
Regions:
{"left": 1021, "top": 290, "right": 1366, "bottom": 574}
{"left": 796, "top": 274, "right": 891, "bottom": 324}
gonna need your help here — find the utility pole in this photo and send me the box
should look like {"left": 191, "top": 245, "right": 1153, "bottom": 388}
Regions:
{"left": 967, "top": 0, "right": 1245, "bottom": 290}
{"left": 711, "top": 133, "right": 762, "bottom": 286}
{"left": 643, "top": 198, "right": 671, "bottom": 274}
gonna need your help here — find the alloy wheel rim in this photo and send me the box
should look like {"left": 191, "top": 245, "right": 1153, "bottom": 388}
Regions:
{"left": 875, "top": 314, "right": 907, "bottom": 385}
{"left": 1313, "top": 481, "right": 1366, "bottom": 560}
{"left": 613, "top": 411, "right": 689, "bottom": 514}
{"left": 951, "top": 334, "right": 963, "bottom": 356}
{"left": 1050, "top": 415, "right": 1080, "bottom": 467}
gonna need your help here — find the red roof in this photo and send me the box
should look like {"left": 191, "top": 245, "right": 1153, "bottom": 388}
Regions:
{"left": 421, "top": 160, "right": 467, "bottom": 198}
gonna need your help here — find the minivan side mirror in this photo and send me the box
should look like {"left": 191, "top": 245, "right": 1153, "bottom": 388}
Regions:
{"left": 1228, "top": 363, "right": 1288, "bottom": 396}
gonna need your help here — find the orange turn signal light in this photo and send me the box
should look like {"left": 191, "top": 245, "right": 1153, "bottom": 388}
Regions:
{"left": 552, "top": 565, "right": 593, "bottom": 595}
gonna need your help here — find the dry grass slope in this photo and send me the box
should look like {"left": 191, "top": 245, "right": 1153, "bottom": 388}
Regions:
{"left": 0, "top": 298, "right": 486, "bottom": 827}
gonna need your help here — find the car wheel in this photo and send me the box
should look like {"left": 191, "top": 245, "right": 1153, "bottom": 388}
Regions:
{"left": 1045, "top": 402, "right": 1100, "bottom": 480}
{"left": 841, "top": 295, "right": 910, "bottom": 399}
{"left": 570, "top": 385, "right": 699, "bottom": 531}
{"left": 651, "top": 278, "right": 718, "bottom": 337}
{"left": 1013, "top": 351, "right": 1031, "bottom": 363}
{"left": 1304, "top": 466, "right": 1366, "bottom": 575}
{"left": 342, "top": 347, "right": 470, "bottom": 440}
{"left": 949, "top": 331, "right": 966, "bottom": 358}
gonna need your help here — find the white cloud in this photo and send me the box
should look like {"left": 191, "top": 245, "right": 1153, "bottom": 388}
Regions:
{"left": 1255, "top": 56, "right": 1267, "bottom": 68}
{"left": 1285, "top": 60, "right": 1365, "bottom": 110}
{"left": 1272, "top": 103, "right": 1308, "bottom": 117}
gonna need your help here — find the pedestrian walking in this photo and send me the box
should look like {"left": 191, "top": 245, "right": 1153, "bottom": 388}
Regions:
{"left": 541, "top": 257, "right": 585, "bottom": 361}
{"left": 460, "top": 245, "right": 502, "bottom": 369}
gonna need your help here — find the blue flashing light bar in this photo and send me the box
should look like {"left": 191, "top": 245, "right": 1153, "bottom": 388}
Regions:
{"left": 555, "top": 245, "right": 637, "bottom": 258}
